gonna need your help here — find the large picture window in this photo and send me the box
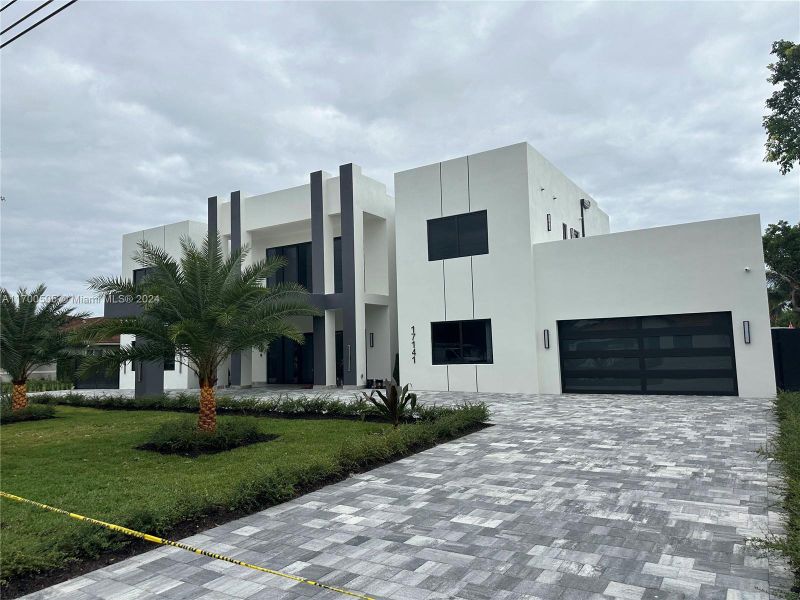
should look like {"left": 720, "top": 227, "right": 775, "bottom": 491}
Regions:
{"left": 266, "top": 242, "right": 312, "bottom": 289}
{"left": 427, "top": 211, "right": 488, "bottom": 261}
{"left": 431, "top": 319, "right": 493, "bottom": 364}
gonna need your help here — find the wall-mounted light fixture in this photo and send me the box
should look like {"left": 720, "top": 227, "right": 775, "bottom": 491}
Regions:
{"left": 546, "top": 213, "right": 552, "bottom": 231}
{"left": 544, "top": 329, "right": 550, "bottom": 349}
{"left": 369, "top": 333, "right": 374, "bottom": 348}
{"left": 743, "top": 321, "right": 751, "bottom": 344}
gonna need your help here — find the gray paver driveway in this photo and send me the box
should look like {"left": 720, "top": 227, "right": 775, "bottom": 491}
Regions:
{"left": 23, "top": 393, "right": 787, "bottom": 600}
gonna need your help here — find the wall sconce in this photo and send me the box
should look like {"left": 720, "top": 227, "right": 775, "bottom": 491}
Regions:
{"left": 544, "top": 329, "right": 550, "bottom": 349}
{"left": 369, "top": 333, "right": 374, "bottom": 348}
{"left": 743, "top": 321, "right": 751, "bottom": 344}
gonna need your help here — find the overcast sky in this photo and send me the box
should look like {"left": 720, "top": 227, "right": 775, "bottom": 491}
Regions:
{"left": 2, "top": 1, "right": 799, "bottom": 315}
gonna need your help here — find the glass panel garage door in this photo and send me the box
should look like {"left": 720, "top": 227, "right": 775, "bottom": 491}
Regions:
{"left": 558, "top": 312, "right": 738, "bottom": 395}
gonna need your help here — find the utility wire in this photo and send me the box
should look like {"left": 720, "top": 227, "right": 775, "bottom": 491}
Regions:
{"left": 0, "top": 0, "right": 77, "bottom": 49}
{"left": 2, "top": 0, "right": 54, "bottom": 35}
{"left": 0, "top": 0, "right": 19, "bottom": 12}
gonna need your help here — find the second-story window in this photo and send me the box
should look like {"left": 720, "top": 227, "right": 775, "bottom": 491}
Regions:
{"left": 562, "top": 223, "right": 568, "bottom": 240}
{"left": 266, "top": 242, "right": 312, "bottom": 289}
{"left": 333, "top": 236, "right": 343, "bottom": 293}
{"left": 427, "top": 210, "right": 489, "bottom": 261}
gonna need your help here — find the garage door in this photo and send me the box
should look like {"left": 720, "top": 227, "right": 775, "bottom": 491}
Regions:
{"left": 558, "top": 312, "right": 738, "bottom": 395}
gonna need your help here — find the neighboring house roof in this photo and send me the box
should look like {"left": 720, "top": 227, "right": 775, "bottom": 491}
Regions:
{"left": 62, "top": 317, "right": 120, "bottom": 345}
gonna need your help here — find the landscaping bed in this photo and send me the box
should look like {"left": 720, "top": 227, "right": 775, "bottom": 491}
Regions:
{"left": 760, "top": 390, "right": 800, "bottom": 597}
{"left": 0, "top": 399, "right": 488, "bottom": 597}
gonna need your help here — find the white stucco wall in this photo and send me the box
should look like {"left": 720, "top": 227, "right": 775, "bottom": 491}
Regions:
{"left": 395, "top": 143, "right": 606, "bottom": 393}
{"left": 533, "top": 215, "right": 776, "bottom": 398}
{"left": 118, "top": 220, "right": 206, "bottom": 390}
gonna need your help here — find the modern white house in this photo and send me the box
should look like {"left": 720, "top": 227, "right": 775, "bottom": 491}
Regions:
{"left": 110, "top": 165, "right": 397, "bottom": 395}
{"left": 110, "top": 142, "right": 776, "bottom": 398}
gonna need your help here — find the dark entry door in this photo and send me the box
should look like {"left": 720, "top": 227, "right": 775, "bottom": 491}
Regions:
{"left": 267, "top": 333, "right": 314, "bottom": 385}
{"left": 558, "top": 312, "right": 738, "bottom": 395}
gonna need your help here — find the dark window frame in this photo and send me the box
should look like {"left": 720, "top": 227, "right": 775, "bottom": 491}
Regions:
{"left": 266, "top": 241, "right": 313, "bottom": 289}
{"left": 431, "top": 318, "right": 493, "bottom": 365}
{"left": 427, "top": 210, "right": 488, "bottom": 261}
{"left": 562, "top": 223, "right": 568, "bottom": 240}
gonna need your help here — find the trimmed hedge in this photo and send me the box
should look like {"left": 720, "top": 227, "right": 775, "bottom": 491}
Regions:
{"left": 757, "top": 390, "right": 800, "bottom": 597}
{"left": 226, "top": 403, "right": 488, "bottom": 512}
{"left": 1, "top": 380, "right": 72, "bottom": 394}
{"left": 0, "top": 403, "right": 56, "bottom": 424}
{"left": 31, "top": 391, "right": 482, "bottom": 424}
{"left": 138, "top": 416, "right": 278, "bottom": 456}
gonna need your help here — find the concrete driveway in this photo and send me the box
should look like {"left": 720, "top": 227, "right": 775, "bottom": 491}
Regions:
{"left": 22, "top": 393, "right": 788, "bottom": 600}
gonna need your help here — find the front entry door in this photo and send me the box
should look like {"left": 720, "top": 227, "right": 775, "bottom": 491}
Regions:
{"left": 267, "top": 333, "right": 314, "bottom": 385}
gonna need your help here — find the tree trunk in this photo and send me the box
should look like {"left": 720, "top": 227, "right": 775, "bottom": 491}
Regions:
{"left": 11, "top": 381, "right": 28, "bottom": 411}
{"left": 198, "top": 381, "right": 216, "bottom": 432}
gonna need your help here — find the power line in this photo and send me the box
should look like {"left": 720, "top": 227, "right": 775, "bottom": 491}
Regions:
{"left": 2, "top": 0, "right": 54, "bottom": 35}
{"left": 0, "top": 0, "right": 77, "bottom": 49}
{"left": 0, "top": 0, "right": 19, "bottom": 12}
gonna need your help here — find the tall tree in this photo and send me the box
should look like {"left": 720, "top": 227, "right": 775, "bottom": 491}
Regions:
{"left": 764, "top": 40, "right": 799, "bottom": 175}
{"left": 763, "top": 220, "right": 800, "bottom": 324}
{"left": 79, "top": 233, "right": 319, "bottom": 432}
{"left": 0, "top": 285, "right": 88, "bottom": 410}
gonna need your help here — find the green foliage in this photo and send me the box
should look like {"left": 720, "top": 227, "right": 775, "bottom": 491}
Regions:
{"left": 0, "top": 380, "right": 72, "bottom": 394}
{"left": 0, "top": 403, "right": 487, "bottom": 589}
{"left": 755, "top": 391, "right": 800, "bottom": 596}
{"left": 764, "top": 40, "right": 800, "bottom": 175}
{"left": 362, "top": 381, "right": 417, "bottom": 426}
{"left": 33, "top": 391, "right": 379, "bottom": 419}
{"left": 0, "top": 285, "right": 88, "bottom": 384}
{"left": 138, "top": 416, "right": 276, "bottom": 456}
{"left": 76, "top": 232, "right": 319, "bottom": 386}
{"left": 0, "top": 401, "right": 55, "bottom": 424}
{"left": 764, "top": 220, "right": 800, "bottom": 321}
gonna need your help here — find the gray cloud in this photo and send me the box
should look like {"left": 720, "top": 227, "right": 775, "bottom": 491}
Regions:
{"left": 2, "top": 1, "right": 798, "bottom": 314}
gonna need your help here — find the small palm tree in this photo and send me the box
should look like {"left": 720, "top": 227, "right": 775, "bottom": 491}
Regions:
{"left": 79, "top": 233, "right": 319, "bottom": 432}
{"left": 0, "top": 285, "right": 88, "bottom": 411}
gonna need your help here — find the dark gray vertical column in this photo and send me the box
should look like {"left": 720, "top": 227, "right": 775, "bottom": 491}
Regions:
{"left": 310, "top": 171, "right": 327, "bottom": 385}
{"left": 208, "top": 196, "right": 217, "bottom": 239}
{"left": 135, "top": 359, "right": 165, "bottom": 397}
{"left": 340, "top": 164, "right": 358, "bottom": 386}
{"left": 229, "top": 191, "right": 242, "bottom": 386}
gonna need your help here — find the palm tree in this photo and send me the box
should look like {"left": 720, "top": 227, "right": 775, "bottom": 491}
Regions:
{"left": 0, "top": 285, "right": 88, "bottom": 411}
{"left": 78, "top": 233, "right": 319, "bottom": 432}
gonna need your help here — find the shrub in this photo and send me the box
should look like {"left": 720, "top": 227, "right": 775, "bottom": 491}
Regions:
{"left": 0, "top": 380, "right": 72, "bottom": 394}
{"left": 0, "top": 395, "right": 56, "bottom": 424}
{"left": 755, "top": 390, "right": 800, "bottom": 596}
{"left": 137, "top": 416, "right": 277, "bottom": 456}
{"left": 361, "top": 382, "right": 417, "bottom": 427}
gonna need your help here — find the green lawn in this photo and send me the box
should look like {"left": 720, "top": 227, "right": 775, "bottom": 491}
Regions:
{"left": 1, "top": 406, "right": 390, "bottom": 584}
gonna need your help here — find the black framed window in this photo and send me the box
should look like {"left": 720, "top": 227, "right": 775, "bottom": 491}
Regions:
{"left": 266, "top": 242, "right": 312, "bottom": 289}
{"left": 431, "top": 319, "right": 493, "bottom": 364}
{"left": 427, "top": 211, "right": 488, "bottom": 261}
{"left": 164, "top": 353, "right": 175, "bottom": 371}
{"left": 562, "top": 223, "right": 568, "bottom": 240}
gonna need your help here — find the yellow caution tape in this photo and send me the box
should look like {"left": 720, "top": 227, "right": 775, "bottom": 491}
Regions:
{"left": 1, "top": 491, "right": 375, "bottom": 600}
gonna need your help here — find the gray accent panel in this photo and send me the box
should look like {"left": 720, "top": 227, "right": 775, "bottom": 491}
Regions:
{"left": 135, "top": 358, "right": 165, "bottom": 397}
{"left": 313, "top": 316, "right": 327, "bottom": 386}
{"left": 208, "top": 196, "right": 217, "bottom": 238}
{"left": 230, "top": 190, "right": 242, "bottom": 386}
{"left": 340, "top": 164, "right": 358, "bottom": 386}
{"left": 103, "top": 298, "right": 142, "bottom": 318}
{"left": 310, "top": 171, "right": 327, "bottom": 384}
{"left": 310, "top": 171, "right": 325, "bottom": 295}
